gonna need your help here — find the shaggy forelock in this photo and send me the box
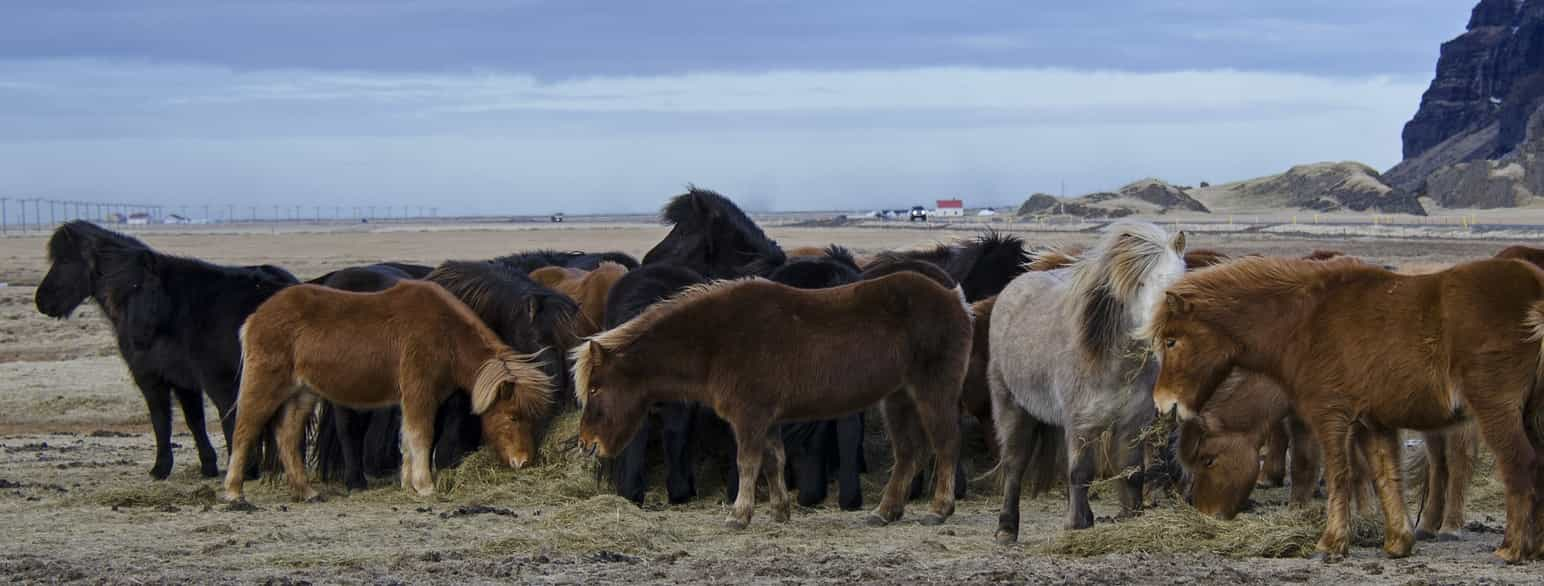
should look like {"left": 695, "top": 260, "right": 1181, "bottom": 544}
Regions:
{"left": 1063, "top": 221, "right": 1186, "bottom": 361}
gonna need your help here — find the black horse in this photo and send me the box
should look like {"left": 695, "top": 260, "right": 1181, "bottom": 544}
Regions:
{"left": 873, "top": 229, "right": 1028, "bottom": 301}
{"left": 766, "top": 246, "right": 868, "bottom": 510}
{"left": 609, "top": 186, "right": 788, "bottom": 505}
{"left": 34, "top": 220, "right": 297, "bottom": 480}
{"left": 494, "top": 250, "right": 640, "bottom": 274}
{"left": 425, "top": 261, "right": 581, "bottom": 469}
{"left": 307, "top": 263, "right": 432, "bottom": 490}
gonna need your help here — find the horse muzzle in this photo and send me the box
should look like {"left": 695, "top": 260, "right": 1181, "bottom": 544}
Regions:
{"left": 1152, "top": 391, "right": 1195, "bottom": 421}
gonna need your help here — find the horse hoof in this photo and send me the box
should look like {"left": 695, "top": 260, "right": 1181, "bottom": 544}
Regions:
{"left": 304, "top": 494, "right": 325, "bottom": 504}
{"left": 863, "top": 514, "right": 890, "bottom": 527}
{"left": 223, "top": 499, "right": 259, "bottom": 512}
{"left": 723, "top": 518, "right": 749, "bottom": 530}
{"left": 994, "top": 531, "right": 1018, "bottom": 546}
{"left": 1493, "top": 547, "right": 1525, "bottom": 565}
{"left": 918, "top": 514, "right": 946, "bottom": 527}
{"left": 200, "top": 465, "right": 220, "bottom": 478}
{"left": 149, "top": 466, "right": 172, "bottom": 481}
{"left": 1309, "top": 551, "right": 1342, "bottom": 564}
{"left": 1414, "top": 529, "right": 1437, "bottom": 541}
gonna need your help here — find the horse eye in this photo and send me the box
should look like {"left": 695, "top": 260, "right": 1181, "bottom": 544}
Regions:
{"left": 1204, "top": 457, "right": 1217, "bottom": 468}
{"left": 589, "top": 386, "right": 600, "bottom": 395}
{"left": 1164, "top": 338, "right": 1176, "bottom": 348}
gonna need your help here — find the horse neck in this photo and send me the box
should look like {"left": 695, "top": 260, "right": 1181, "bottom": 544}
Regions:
{"left": 1203, "top": 286, "right": 1319, "bottom": 394}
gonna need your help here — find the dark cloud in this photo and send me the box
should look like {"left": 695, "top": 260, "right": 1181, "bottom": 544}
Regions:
{"left": 0, "top": 1, "right": 1465, "bottom": 78}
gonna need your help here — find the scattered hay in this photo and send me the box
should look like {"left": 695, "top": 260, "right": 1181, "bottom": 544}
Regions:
{"left": 82, "top": 482, "right": 218, "bottom": 508}
{"left": 1041, "top": 504, "right": 1384, "bottom": 559}
{"left": 481, "top": 494, "right": 684, "bottom": 556}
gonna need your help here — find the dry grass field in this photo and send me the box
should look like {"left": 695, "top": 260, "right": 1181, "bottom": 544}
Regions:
{"left": 0, "top": 221, "right": 1538, "bottom": 584}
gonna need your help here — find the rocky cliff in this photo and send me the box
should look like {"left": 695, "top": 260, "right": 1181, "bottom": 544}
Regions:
{"left": 1386, "top": 0, "right": 1544, "bottom": 208}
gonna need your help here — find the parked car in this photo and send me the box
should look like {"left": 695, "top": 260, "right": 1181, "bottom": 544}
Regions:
{"left": 909, "top": 206, "right": 928, "bottom": 222}
{"left": 550, "top": 213, "right": 565, "bottom": 223}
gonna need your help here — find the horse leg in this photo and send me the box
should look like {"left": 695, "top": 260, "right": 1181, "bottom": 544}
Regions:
{"left": 134, "top": 374, "right": 176, "bottom": 480}
{"left": 221, "top": 370, "right": 294, "bottom": 502}
{"left": 993, "top": 400, "right": 1034, "bottom": 544}
{"left": 1259, "top": 417, "right": 1289, "bottom": 488}
{"left": 871, "top": 396, "right": 924, "bottom": 526}
{"left": 171, "top": 385, "right": 219, "bottom": 478}
{"left": 1467, "top": 383, "right": 1538, "bottom": 563}
{"left": 276, "top": 393, "right": 320, "bottom": 502}
{"left": 1116, "top": 422, "right": 1145, "bottom": 516}
{"left": 661, "top": 401, "right": 698, "bottom": 504}
{"left": 1065, "top": 428, "right": 1097, "bottom": 530}
{"left": 1415, "top": 431, "right": 1450, "bottom": 540}
{"left": 1287, "top": 415, "right": 1321, "bottom": 508}
{"left": 1441, "top": 424, "right": 1476, "bottom": 537}
{"left": 791, "top": 423, "right": 830, "bottom": 507}
{"left": 612, "top": 409, "right": 654, "bottom": 504}
{"left": 1361, "top": 427, "right": 1415, "bottom": 558}
{"left": 835, "top": 414, "right": 864, "bottom": 511}
{"left": 762, "top": 433, "right": 791, "bottom": 523}
{"left": 1310, "top": 416, "right": 1354, "bottom": 560}
{"left": 400, "top": 397, "right": 438, "bottom": 497}
{"left": 913, "top": 388, "right": 961, "bottom": 525}
{"left": 332, "top": 406, "right": 368, "bottom": 491}
{"left": 725, "top": 419, "right": 769, "bottom": 530}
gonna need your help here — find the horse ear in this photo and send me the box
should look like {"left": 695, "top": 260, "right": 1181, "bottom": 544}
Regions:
{"left": 1171, "top": 231, "right": 1187, "bottom": 253}
{"left": 587, "top": 340, "right": 609, "bottom": 366}
{"left": 1165, "top": 291, "right": 1191, "bottom": 315}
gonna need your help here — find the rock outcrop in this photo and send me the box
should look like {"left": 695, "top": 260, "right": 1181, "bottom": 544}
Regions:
{"left": 1385, "top": 0, "right": 1544, "bottom": 208}
{"left": 1016, "top": 179, "right": 1208, "bottom": 218}
{"left": 1192, "top": 162, "right": 1425, "bottom": 215}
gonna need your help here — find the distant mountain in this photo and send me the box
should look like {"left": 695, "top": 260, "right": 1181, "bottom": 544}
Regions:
{"left": 1016, "top": 179, "right": 1209, "bottom": 218}
{"left": 1385, "top": 0, "right": 1544, "bottom": 209}
{"left": 1190, "top": 162, "right": 1427, "bottom": 215}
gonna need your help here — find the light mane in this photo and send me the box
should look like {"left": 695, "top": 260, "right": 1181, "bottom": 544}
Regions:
{"left": 1024, "top": 245, "right": 1083, "bottom": 272}
{"left": 1143, "top": 255, "right": 1371, "bottom": 341}
{"left": 1060, "top": 221, "right": 1185, "bottom": 362}
{"left": 570, "top": 277, "right": 763, "bottom": 404}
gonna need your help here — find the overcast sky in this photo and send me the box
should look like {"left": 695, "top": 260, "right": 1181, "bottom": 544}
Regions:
{"left": 0, "top": 1, "right": 1469, "bottom": 216}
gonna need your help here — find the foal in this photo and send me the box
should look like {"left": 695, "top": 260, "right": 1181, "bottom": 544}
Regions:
{"left": 1150, "top": 256, "right": 1544, "bottom": 562}
{"left": 223, "top": 281, "right": 552, "bottom": 502}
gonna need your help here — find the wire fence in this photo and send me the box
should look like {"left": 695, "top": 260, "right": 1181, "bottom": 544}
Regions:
{"left": 0, "top": 197, "right": 442, "bottom": 236}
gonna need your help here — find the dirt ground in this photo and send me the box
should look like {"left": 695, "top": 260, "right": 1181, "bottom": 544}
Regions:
{"left": 1, "top": 222, "right": 1540, "bottom": 584}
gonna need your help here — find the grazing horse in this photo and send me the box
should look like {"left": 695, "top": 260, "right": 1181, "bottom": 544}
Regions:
{"left": 608, "top": 187, "right": 788, "bottom": 505}
{"left": 223, "top": 281, "right": 552, "bottom": 502}
{"left": 494, "top": 249, "right": 640, "bottom": 273}
{"left": 307, "top": 262, "right": 433, "bottom": 490}
{"left": 767, "top": 245, "right": 868, "bottom": 511}
{"left": 575, "top": 272, "right": 973, "bottom": 529}
{"left": 529, "top": 261, "right": 629, "bottom": 338}
{"left": 425, "top": 261, "right": 582, "bottom": 469}
{"left": 990, "top": 221, "right": 1187, "bottom": 542}
{"left": 1148, "top": 256, "right": 1544, "bottom": 562}
{"left": 34, "top": 220, "right": 297, "bottom": 480}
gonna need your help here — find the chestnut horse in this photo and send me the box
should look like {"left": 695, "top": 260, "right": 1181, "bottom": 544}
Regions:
{"left": 1149, "top": 256, "right": 1544, "bottom": 562}
{"left": 529, "top": 261, "right": 628, "bottom": 338}
{"left": 223, "top": 281, "right": 552, "bottom": 502}
{"left": 990, "top": 222, "right": 1187, "bottom": 542}
{"left": 574, "top": 271, "right": 973, "bottom": 529}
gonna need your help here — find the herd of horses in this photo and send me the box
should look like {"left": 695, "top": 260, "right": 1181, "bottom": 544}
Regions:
{"left": 29, "top": 187, "right": 1544, "bottom": 563}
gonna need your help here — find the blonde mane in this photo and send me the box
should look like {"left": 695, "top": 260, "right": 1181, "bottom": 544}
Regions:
{"left": 570, "top": 277, "right": 763, "bottom": 404}
{"left": 471, "top": 349, "right": 554, "bottom": 418}
{"left": 1059, "top": 221, "right": 1186, "bottom": 361}
{"left": 1024, "top": 245, "right": 1083, "bottom": 272}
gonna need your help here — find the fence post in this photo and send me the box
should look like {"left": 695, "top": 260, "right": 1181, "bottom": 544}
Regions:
{"left": 1, "top": 197, "right": 7, "bottom": 235}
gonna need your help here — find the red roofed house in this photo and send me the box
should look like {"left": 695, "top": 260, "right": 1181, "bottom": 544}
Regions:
{"left": 934, "top": 198, "right": 964, "bottom": 217}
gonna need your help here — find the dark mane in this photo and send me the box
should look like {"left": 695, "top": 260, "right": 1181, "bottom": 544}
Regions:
{"left": 643, "top": 186, "right": 785, "bottom": 278}
{"left": 768, "top": 248, "right": 863, "bottom": 290}
{"left": 860, "top": 257, "right": 957, "bottom": 290}
{"left": 948, "top": 229, "right": 1030, "bottom": 301}
{"left": 494, "top": 250, "right": 640, "bottom": 273}
{"left": 871, "top": 243, "right": 957, "bottom": 271}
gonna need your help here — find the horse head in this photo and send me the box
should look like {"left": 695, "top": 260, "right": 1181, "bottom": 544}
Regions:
{"left": 36, "top": 221, "right": 147, "bottom": 319}
{"left": 1176, "top": 416, "right": 1261, "bottom": 519}
{"left": 1148, "top": 291, "right": 1239, "bottom": 421}
{"left": 471, "top": 351, "right": 553, "bottom": 469}
{"left": 572, "top": 340, "right": 650, "bottom": 458}
{"left": 643, "top": 187, "right": 785, "bottom": 278}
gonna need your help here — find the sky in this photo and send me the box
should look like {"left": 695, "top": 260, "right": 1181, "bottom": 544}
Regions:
{"left": 0, "top": 1, "right": 1472, "bottom": 216}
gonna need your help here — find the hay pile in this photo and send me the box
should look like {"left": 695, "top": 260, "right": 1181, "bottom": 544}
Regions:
{"left": 481, "top": 494, "right": 684, "bottom": 555}
{"left": 83, "top": 482, "right": 219, "bottom": 508}
{"left": 1042, "top": 505, "right": 1384, "bottom": 558}
{"left": 430, "top": 411, "right": 604, "bottom": 506}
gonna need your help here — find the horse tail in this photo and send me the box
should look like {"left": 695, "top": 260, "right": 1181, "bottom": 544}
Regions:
{"left": 471, "top": 351, "right": 554, "bottom": 420}
{"left": 311, "top": 400, "right": 343, "bottom": 479}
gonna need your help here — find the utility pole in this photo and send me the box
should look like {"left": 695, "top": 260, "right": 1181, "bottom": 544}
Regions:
{"left": 1, "top": 197, "right": 7, "bottom": 235}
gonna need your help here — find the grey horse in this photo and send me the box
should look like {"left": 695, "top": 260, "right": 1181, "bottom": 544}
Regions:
{"left": 989, "top": 221, "right": 1186, "bottom": 543}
